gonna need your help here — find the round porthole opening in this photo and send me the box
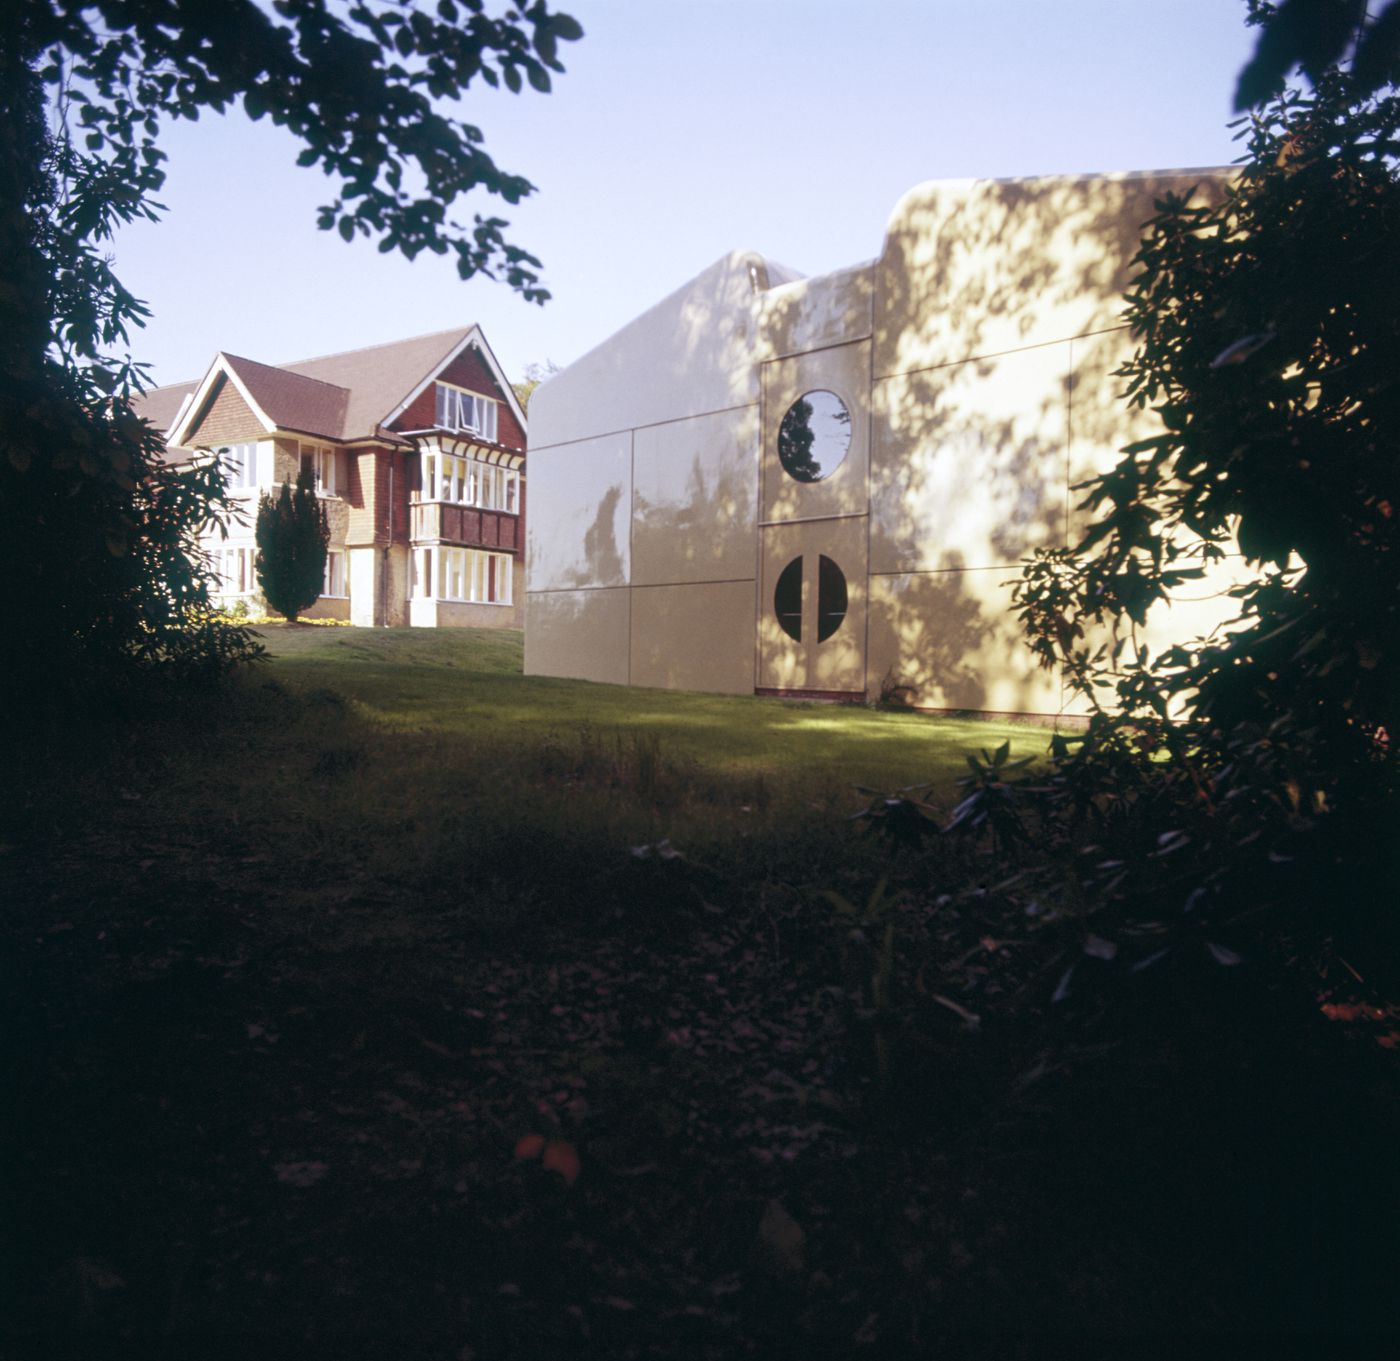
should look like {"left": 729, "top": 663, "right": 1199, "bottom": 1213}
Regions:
{"left": 774, "top": 556, "right": 803, "bottom": 642}
{"left": 778, "top": 389, "right": 851, "bottom": 483}
{"left": 773, "top": 554, "right": 848, "bottom": 644}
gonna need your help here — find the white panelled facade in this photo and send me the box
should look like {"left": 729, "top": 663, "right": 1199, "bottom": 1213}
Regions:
{"left": 526, "top": 171, "right": 1234, "bottom": 715}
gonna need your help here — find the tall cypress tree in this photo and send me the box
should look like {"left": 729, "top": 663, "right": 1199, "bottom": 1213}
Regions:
{"left": 255, "top": 465, "right": 329, "bottom": 624}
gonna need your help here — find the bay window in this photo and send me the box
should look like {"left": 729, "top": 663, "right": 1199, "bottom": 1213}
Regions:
{"left": 411, "top": 546, "right": 514, "bottom": 605}
{"left": 418, "top": 449, "right": 520, "bottom": 513}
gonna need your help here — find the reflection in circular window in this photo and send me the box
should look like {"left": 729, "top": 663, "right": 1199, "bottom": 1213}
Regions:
{"left": 774, "top": 556, "right": 803, "bottom": 642}
{"left": 817, "top": 555, "right": 848, "bottom": 642}
{"left": 778, "top": 389, "right": 851, "bottom": 483}
{"left": 773, "top": 554, "right": 848, "bottom": 644}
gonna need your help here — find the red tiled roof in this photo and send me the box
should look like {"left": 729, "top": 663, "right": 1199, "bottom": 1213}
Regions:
{"left": 135, "top": 327, "right": 491, "bottom": 448}
{"left": 220, "top": 352, "right": 351, "bottom": 439}
{"left": 280, "top": 328, "right": 472, "bottom": 439}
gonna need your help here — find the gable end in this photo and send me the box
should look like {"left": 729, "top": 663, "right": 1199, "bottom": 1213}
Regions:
{"left": 389, "top": 343, "right": 526, "bottom": 451}
{"left": 186, "top": 374, "right": 265, "bottom": 447}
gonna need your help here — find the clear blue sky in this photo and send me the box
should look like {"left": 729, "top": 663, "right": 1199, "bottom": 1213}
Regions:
{"left": 109, "top": 0, "right": 1260, "bottom": 390}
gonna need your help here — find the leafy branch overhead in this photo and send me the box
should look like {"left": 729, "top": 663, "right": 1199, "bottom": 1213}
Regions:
{"left": 27, "top": 0, "right": 584, "bottom": 299}
{"left": 1238, "top": 0, "right": 1400, "bottom": 108}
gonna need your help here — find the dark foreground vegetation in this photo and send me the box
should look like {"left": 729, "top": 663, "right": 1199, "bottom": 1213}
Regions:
{"left": 5, "top": 629, "right": 1399, "bottom": 1357}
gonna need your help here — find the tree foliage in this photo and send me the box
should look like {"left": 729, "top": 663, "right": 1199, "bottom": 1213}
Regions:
{"left": 255, "top": 466, "right": 330, "bottom": 624}
{"left": 512, "top": 358, "right": 561, "bottom": 414}
{"left": 2, "top": 46, "right": 263, "bottom": 710}
{"left": 1, "top": 2, "right": 580, "bottom": 714}
{"left": 23, "top": 0, "right": 583, "bottom": 297}
{"left": 776, "top": 396, "right": 821, "bottom": 483}
{"left": 1237, "top": 0, "right": 1400, "bottom": 108}
{"left": 1009, "top": 52, "right": 1398, "bottom": 959}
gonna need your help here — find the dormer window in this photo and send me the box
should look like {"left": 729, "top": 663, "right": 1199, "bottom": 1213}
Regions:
{"left": 435, "top": 383, "right": 498, "bottom": 442}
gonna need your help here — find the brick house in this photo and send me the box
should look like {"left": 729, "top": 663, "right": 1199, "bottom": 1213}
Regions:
{"left": 135, "top": 327, "right": 528, "bottom": 627}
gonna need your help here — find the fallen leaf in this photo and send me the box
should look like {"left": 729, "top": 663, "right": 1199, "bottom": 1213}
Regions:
{"left": 1083, "top": 934, "right": 1117, "bottom": 961}
{"left": 753, "top": 1198, "right": 805, "bottom": 1278}
{"left": 542, "top": 1138, "right": 581, "bottom": 1185}
{"left": 513, "top": 1133, "right": 546, "bottom": 1161}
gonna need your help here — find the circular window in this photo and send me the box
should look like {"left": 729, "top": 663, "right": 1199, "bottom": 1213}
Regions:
{"left": 777, "top": 389, "right": 851, "bottom": 483}
{"left": 773, "top": 554, "right": 848, "bottom": 644}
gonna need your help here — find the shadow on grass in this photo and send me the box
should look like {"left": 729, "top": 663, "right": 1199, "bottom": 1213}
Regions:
{"left": 7, "top": 649, "right": 1400, "bottom": 1352}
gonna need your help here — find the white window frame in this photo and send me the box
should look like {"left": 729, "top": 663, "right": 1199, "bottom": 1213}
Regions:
{"left": 434, "top": 383, "right": 499, "bottom": 442}
{"left": 322, "top": 550, "right": 347, "bottom": 598}
{"left": 411, "top": 546, "right": 513, "bottom": 606}
{"left": 298, "top": 442, "right": 338, "bottom": 496}
{"left": 213, "top": 442, "right": 258, "bottom": 493}
{"left": 418, "top": 449, "right": 519, "bottom": 514}
{"left": 211, "top": 545, "right": 256, "bottom": 596}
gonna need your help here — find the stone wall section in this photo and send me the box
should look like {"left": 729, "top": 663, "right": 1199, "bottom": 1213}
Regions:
{"left": 270, "top": 437, "right": 301, "bottom": 487}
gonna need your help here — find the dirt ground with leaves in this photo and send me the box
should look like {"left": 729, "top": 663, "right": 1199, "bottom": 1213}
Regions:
{"left": 6, "top": 679, "right": 1400, "bottom": 1356}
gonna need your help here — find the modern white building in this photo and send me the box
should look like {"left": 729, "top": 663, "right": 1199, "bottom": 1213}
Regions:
{"left": 525, "top": 170, "right": 1233, "bottom": 718}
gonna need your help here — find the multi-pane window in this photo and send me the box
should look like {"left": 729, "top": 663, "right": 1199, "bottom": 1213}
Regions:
{"left": 211, "top": 546, "right": 256, "bottom": 596}
{"left": 434, "top": 384, "right": 498, "bottom": 442}
{"left": 214, "top": 442, "right": 258, "bottom": 491}
{"left": 323, "top": 550, "right": 347, "bottom": 598}
{"left": 299, "top": 442, "right": 338, "bottom": 495}
{"left": 419, "top": 450, "right": 519, "bottom": 513}
{"left": 411, "top": 546, "right": 513, "bottom": 605}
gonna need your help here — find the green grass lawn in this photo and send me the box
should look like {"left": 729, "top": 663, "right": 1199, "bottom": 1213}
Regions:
{"left": 252, "top": 622, "right": 1046, "bottom": 790}
{"left": 7, "top": 626, "right": 1398, "bottom": 1352}
{"left": 185, "top": 624, "right": 1054, "bottom": 921}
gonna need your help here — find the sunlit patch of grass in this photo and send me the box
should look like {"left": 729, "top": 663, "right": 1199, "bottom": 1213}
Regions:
{"left": 250, "top": 626, "right": 1049, "bottom": 798}
{"left": 6, "top": 627, "right": 1059, "bottom": 941}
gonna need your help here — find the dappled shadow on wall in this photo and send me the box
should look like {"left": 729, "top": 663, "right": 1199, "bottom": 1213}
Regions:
{"left": 573, "top": 484, "right": 625, "bottom": 588}
{"left": 875, "top": 173, "right": 1216, "bottom": 378}
{"left": 871, "top": 357, "right": 1070, "bottom": 577}
{"left": 870, "top": 176, "right": 1227, "bottom": 572}
{"left": 632, "top": 448, "right": 754, "bottom": 582}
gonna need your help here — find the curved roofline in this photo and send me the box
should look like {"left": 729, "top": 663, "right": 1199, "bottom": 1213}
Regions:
{"left": 879, "top": 165, "right": 1235, "bottom": 257}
